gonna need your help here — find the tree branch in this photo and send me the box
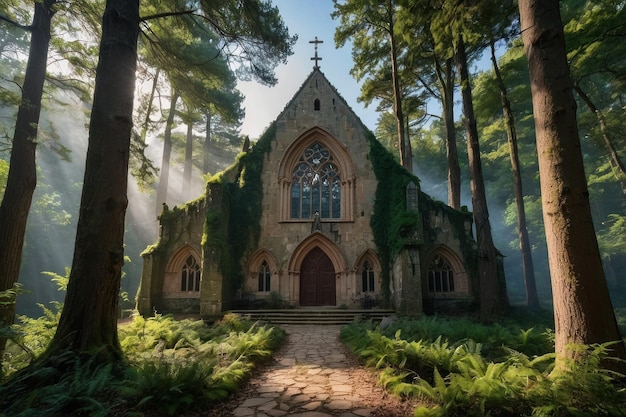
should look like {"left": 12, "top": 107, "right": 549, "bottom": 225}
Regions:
{"left": 140, "top": 9, "right": 195, "bottom": 23}
{"left": 0, "top": 14, "right": 31, "bottom": 32}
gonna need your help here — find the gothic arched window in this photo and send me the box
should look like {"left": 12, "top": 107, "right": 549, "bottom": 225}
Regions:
{"left": 314, "top": 98, "right": 320, "bottom": 111}
{"left": 428, "top": 254, "right": 455, "bottom": 293}
{"left": 362, "top": 261, "right": 375, "bottom": 292}
{"left": 181, "top": 255, "right": 201, "bottom": 292}
{"left": 258, "top": 261, "right": 271, "bottom": 292}
{"left": 291, "top": 142, "right": 341, "bottom": 219}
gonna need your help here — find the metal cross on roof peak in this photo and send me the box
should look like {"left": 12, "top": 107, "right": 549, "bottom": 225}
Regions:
{"left": 309, "top": 36, "right": 323, "bottom": 68}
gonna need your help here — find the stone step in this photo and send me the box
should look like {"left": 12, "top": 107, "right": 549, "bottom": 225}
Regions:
{"left": 228, "top": 309, "right": 396, "bottom": 325}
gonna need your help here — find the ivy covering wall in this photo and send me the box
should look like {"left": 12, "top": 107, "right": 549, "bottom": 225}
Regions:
{"left": 203, "top": 129, "right": 430, "bottom": 307}
{"left": 150, "top": 126, "right": 477, "bottom": 311}
{"left": 202, "top": 123, "right": 276, "bottom": 302}
{"left": 367, "top": 134, "right": 422, "bottom": 303}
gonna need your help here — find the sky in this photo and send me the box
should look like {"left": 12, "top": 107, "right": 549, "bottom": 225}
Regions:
{"left": 237, "top": 0, "right": 380, "bottom": 139}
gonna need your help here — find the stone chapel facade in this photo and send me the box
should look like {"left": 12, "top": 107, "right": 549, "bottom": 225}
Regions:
{"left": 137, "top": 68, "right": 481, "bottom": 321}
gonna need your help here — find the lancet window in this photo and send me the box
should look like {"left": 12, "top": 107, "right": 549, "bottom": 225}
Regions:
{"left": 181, "top": 255, "right": 201, "bottom": 292}
{"left": 258, "top": 261, "right": 271, "bottom": 292}
{"left": 362, "top": 261, "right": 375, "bottom": 292}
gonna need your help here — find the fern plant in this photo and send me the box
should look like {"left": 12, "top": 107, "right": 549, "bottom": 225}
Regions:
{"left": 341, "top": 317, "right": 626, "bottom": 417}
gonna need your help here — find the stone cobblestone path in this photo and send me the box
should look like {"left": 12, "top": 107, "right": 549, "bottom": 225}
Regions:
{"left": 210, "top": 325, "right": 416, "bottom": 417}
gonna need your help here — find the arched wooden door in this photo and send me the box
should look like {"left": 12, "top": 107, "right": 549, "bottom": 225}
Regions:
{"left": 300, "top": 247, "right": 336, "bottom": 306}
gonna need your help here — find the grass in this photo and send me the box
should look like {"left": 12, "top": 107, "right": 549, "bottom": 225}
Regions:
{"left": 0, "top": 312, "right": 285, "bottom": 416}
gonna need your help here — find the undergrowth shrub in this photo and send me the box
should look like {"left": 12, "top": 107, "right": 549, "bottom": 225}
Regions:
{"left": 341, "top": 316, "right": 626, "bottom": 417}
{"left": 1, "top": 312, "right": 285, "bottom": 416}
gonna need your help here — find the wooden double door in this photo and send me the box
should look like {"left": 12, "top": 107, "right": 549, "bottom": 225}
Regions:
{"left": 299, "top": 247, "right": 336, "bottom": 306}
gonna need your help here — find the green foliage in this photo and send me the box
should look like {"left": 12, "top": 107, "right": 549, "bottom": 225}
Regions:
{"left": 341, "top": 316, "right": 626, "bottom": 417}
{"left": 368, "top": 133, "right": 421, "bottom": 302}
{"left": 1, "top": 312, "right": 285, "bottom": 416}
{"left": 0, "top": 352, "right": 126, "bottom": 417}
{"left": 0, "top": 159, "right": 8, "bottom": 199}
{"left": 203, "top": 123, "right": 276, "bottom": 299}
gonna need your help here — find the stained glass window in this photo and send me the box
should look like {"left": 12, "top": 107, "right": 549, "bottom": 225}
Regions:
{"left": 291, "top": 142, "right": 341, "bottom": 219}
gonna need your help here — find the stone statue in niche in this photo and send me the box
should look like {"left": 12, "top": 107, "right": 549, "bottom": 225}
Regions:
{"left": 311, "top": 211, "right": 321, "bottom": 233}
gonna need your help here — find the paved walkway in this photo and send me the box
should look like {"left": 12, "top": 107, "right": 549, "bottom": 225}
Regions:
{"left": 211, "top": 325, "right": 415, "bottom": 417}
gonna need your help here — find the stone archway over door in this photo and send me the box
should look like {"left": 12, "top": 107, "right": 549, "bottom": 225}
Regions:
{"left": 300, "top": 247, "right": 336, "bottom": 306}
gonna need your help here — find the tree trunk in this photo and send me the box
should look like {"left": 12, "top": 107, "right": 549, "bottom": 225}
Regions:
{"left": 573, "top": 84, "right": 626, "bottom": 193}
{"left": 47, "top": 0, "right": 140, "bottom": 361}
{"left": 203, "top": 109, "right": 211, "bottom": 174}
{"left": 139, "top": 67, "right": 159, "bottom": 143}
{"left": 518, "top": 0, "right": 626, "bottom": 366}
{"left": 0, "top": 0, "right": 54, "bottom": 355}
{"left": 456, "top": 35, "right": 508, "bottom": 321}
{"left": 155, "top": 90, "right": 179, "bottom": 216}
{"left": 437, "top": 57, "right": 461, "bottom": 209}
{"left": 490, "top": 41, "right": 539, "bottom": 309}
{"left": 183, "top": 118, "right": 193, "bottom": 195}
{"left": 387, "top": 0, "right": 411, "bottom": 172}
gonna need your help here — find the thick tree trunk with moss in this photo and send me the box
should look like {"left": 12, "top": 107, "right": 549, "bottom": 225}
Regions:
{"left": 0, "top": 0, "right": 54, "bottom": 356}
{"left": 519, "top": 0, "right": 626, "bottom": 365}
{"left": 490, "top": 41, "right": 539, "bottom": 309}
{"left": 456, "top": 35, "right": 508, "bottom": 321}
{"left": 47, "top": 0, "right": 139, "bottom": 361}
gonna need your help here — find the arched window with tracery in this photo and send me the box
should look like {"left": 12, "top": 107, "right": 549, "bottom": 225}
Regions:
{"left": 291, "top": 142, "right": 341, "bottom": 219}
{"left": 258, "top": 261, "right": 271, "bottom": 292}
{"left": 361, "top": 261, "right": 375, "bottom": 292}
{"left": 181, "top": 255, "right": 201, "bottom": 292}
{"left": 428, "top": 254, "right": 455, "bottom": 293}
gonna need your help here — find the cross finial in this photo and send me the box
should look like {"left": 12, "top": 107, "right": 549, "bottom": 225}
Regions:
{"left": 309, "top": 36, "right": 323, "bottom": 68}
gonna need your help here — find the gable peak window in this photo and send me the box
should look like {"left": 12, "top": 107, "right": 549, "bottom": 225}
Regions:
{"left": 291, "top": 142, "right": 341, "bottom": 219}
{"left": 181, "top": 255, "right": 201, "bottom": 291}
{"left": 314, "top": 98, "right": 320, "bottom": 111}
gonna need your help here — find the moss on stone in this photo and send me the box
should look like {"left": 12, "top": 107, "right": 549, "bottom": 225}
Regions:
{"left": 368, "top": 134, "right": 422, "bottom": 303}
{"left": 141, "top": 196, "right": 206, "bottom": 257}
{"left": 201, "top": 123, "right": 276, "bottom": 300}
{"left": 418, "top": 192, "right": 479, "bottom": 288}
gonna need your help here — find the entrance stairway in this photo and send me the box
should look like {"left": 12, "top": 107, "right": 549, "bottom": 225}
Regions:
{"left": 227, "top": 308, "right": 396, "bottom": 325}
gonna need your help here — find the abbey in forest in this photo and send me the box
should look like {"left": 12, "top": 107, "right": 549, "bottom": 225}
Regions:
{"left": 137, "top": 66, "right": 489, "bottom": 320}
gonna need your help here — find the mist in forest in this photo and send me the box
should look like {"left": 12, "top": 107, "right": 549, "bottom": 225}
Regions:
{"left": 13, "top": 90, "right": 208, "bottom": 317}
{"left": 9, "top": 90, "right": 620, "bottom": 317}
{"left": 13, "top": 92, "right": 556, "bottom": 318}
{"left": 415, "top": 159, "right": 554, "bottom": 307}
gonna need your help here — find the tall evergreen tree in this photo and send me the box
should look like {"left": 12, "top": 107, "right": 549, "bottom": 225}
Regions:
{"left": 48, "top": 0, "right": 140, "bottom": 360}
{"left": 47, "top": 0, "right": 295, "bottom": 361}
{"left": 399, "top": 0, "right": 461, "bottom": 208}
{"left": 489, "top": 41, "right": 539, "bottom": 309}
{"left": 0, "top": 0, "right": 56, "bottom": 356}
{"left": 431, "top": 0, "right": 509, "bottom": 319}
{"left": 518, "top": 0, "right": 626, "bottom": 367}
{"left": 456, "top": 34, "right": 508, "bottom": 319}
{"left": 333, "top": 0, "right": 413, "bottom": 171}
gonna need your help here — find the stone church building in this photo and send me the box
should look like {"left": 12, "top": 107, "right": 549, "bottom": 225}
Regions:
{"left": 137, "top": 67, "right": 482, "bottom": 321}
